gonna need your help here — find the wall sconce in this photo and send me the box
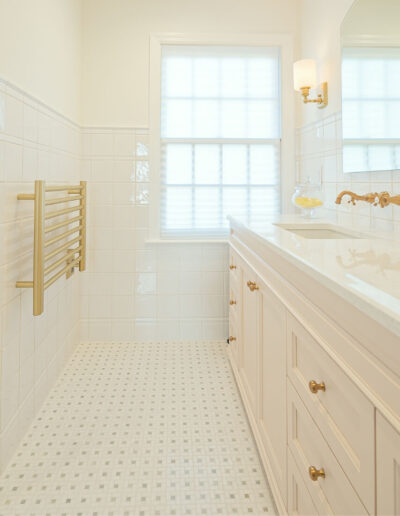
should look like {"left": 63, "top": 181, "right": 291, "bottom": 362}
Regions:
{"left": 293, "top": 59, "right": 328, "bottom": 108}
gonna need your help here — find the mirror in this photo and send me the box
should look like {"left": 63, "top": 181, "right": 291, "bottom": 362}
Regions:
{"left": 341, "top": 0, "right": 400, "bottom": 174}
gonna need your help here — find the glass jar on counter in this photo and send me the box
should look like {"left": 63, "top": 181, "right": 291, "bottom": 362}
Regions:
{"left": 292, "top": 178, "right": 323, "bottom": 218}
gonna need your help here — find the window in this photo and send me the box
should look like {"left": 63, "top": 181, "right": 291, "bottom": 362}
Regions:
{"left": 160, "top": 45, "right": 281, "bottom": 239}
{"left": 342, "top": 47, "right": 400, "bottom": 173}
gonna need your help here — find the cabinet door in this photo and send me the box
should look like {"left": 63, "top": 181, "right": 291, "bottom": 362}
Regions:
{"left": 288, "top": 449, "right": 319, "bottom": 516}
{"left": 240, "top": 267, "right": 259, "bottom": 417}
{"left": 258, "top": 280, "right": 287, "bottom": 505}
{"left": 377, "top": 412, "right": 400, "bottom": 515}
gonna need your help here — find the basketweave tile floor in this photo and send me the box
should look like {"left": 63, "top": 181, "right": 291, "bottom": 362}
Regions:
{"left": 0, "top": 341, "right": 276, "bottom": 516}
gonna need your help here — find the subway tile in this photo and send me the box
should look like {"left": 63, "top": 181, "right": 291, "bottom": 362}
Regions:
{"left": 114, "top": 132, "right": 135, "bottom": 157}
{"left": 91, "top": 133, "right": 114, "bottom": 157}
{"left": 4, "top": 93, "right": 23, "bottom": 139}
{"left": 113, "top": 159, "right": 135, "bottom": 182}
{"left": 23, "top": 103, "right": 38, "bottom": 143}
{"left": 135, "top": 294, "right": 157, "bottom": 318}
{"left": 135, "top": 273, "right": 156, "bottom": 294}
{"left": 4, "top": 142, "right": 23, "bottom": 182}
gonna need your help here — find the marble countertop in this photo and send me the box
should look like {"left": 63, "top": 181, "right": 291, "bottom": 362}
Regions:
{"left": 228, "top": 215, "right": 400, "bottom": 338}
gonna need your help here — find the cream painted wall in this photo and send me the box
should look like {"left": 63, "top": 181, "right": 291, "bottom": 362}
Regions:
{"left": 0, "top": 0, "right": 83, "bottom": 123}
{"left": 298, "top": 0, "right": 354, "bottom": 125}
{"left": 82, "top": 0, "right": 299, "bottom": 127}
{"left": 342, "top": 0, "right": 400, "bottom": 40}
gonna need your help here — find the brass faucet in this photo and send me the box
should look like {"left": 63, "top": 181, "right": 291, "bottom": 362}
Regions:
{"left": 336, "top": 190, "right": 400, "bottom": 207}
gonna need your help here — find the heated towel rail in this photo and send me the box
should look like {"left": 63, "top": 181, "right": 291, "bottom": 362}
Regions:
{"left": 16, "top": 180, "right": 87, "bottom": 316}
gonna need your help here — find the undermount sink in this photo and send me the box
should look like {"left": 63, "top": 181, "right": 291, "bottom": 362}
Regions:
{"left": 274, "top": 223, "right": 364, "bottom": 239}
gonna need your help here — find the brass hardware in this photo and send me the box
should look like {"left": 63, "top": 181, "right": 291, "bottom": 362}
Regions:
{"left": 376, "top": 191, "right": 400, "bottom": 208}
{"left": 44, "top": 246, "right": 83, "bottom": 276}
{"left": 16, "top": 180, "right": 87, "bottom": 316}
{"left": 66, "top": 249, "right": 76, "bottom": 279}
{"left": 45, "top": 205, "right": 83, "bottom": 220}
{"left": 44, "top": 225, "right": 84, "bottom": 248}
{"left": 229, "top": 265, "right": 237, "bottom": 270}
{"left": 300, "top": 82, "right": 328, "bottom": 109}
{"left": 230, "top": 300, "right": 237, "bottom": 305}
{"left": 17, "top": 193, "right": 35, "bottom": 200}
{"left": 309, "top": 380, "right": 326, "bottom": 394}
{"left": 309, "top": 466, "right": 325, "bottom": 481}
{"left": 44, "top": 215, "right": 83, "bottom": 233}
{"left": 247, "top": 281, "right": 259, "bottom": 292}
{"left": 45, "top": 184, "right": 84, "bottom": 192}
{"left": 33, "top": 180, "right": 45, "bottom": 316}
{"left": 79, "top": 181, "right": 87, "bottom": 271}
{"left": 336, "top": 190, "right": 400, "bottom": 208}
{"left": 229, "top": 336, "right": 237, "bottom": 342}
{"left": 45, "top": 194, "right": 83, "bottom": 206}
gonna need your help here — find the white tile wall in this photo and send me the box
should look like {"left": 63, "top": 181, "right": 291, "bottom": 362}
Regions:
{"left": 0, "top": 79, "right": 81, "bottom": 472}
{"left": 80, "top": 128, "right": 229, "bottom": 342}
{"left": 0, "top": 78, "right": 229, "bottom": 472}
{"left": 296, "top": 112, "right": 400, "bottom": 236}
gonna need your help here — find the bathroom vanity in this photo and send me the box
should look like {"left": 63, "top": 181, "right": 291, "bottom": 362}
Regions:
{"left": 228, "top": 216, "right": 400, "bottom": 516}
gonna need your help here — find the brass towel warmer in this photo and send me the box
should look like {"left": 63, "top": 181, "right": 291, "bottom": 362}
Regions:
{"left": 16, "top": 180, "right": 87, "bottom": 316}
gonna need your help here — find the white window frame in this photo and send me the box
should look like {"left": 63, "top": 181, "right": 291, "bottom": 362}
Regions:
{"left": 149, "top": 33, "right": 295, "bottom": 242}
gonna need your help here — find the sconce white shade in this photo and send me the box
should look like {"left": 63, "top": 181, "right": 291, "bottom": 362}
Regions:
{"left": 293, "top": 59, "right": 317, "bottom": 91}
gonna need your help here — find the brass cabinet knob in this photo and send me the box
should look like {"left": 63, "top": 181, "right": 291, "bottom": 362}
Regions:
{"left": 309, "top": 380, "right": 326, "bottom": 394}
{"left": 229, "top": 265, "right": 237, "bottom": 270}
{"left": 229, "top": 336, "right": 237, "bottom": 342}
{"left": 309, "top": 466, "right": 325, "bottom": 481}
{"left": 230, "top": 300, "right": 237, "bottom": 305}
{"left": 247, "top": 281, "right": 259, "bottom": 292}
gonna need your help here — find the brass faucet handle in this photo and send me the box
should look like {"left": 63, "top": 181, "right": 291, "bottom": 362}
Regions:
{"left": 378, "top": 191, "right": 391, "bottom": 207}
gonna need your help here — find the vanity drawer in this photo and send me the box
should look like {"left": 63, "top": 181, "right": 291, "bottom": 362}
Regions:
{"left": 288, "top": 448, "right": 319, "bottom": 516}
{"left": 287, "top": 313, "right": 375, "bottom": 514}
{"left": 287, "top": 380, "right": 368, "bottom": 516}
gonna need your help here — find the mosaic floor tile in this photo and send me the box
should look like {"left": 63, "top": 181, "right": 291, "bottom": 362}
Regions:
{"left": 0, "top": 342, "right": 276, "bottom": 515}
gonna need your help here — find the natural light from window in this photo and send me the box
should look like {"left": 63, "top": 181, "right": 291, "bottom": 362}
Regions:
{"left": 160, "top": 45, "right": 282, "bottom": 238}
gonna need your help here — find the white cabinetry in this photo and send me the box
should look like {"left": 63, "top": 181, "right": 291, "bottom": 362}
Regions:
{"left": 376, "top": 412, "right": 400, "bottom": 515}
{"left": 228, "top": 221, "right": 400, "bottom": 516}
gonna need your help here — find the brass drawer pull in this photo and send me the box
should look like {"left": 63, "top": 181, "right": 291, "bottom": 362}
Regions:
{"left": 309, "top": 466, "right": 325, "bottom": 481}
{"left": 247, "top": 281, "right": 259, "bottom": 292}
{"left": 230, "top": 300, "right": 237, "bottom": 305}
{"left": 229, "top": 265, "right": 237, "bottom": 270}
{"left": 229, "top": 336, "right": 237, "bottom": 342}
{"left": 309, "top": 380, "right": 326, "bottom": 394}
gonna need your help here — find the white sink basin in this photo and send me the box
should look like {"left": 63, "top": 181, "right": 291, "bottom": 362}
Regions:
{"left": 274, "top": 223, "right": 364, "bottom": 239}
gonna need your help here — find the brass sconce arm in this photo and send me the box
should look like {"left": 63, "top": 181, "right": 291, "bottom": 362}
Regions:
{"left": 300, "top": 82, "right": 328, "bottom": 108}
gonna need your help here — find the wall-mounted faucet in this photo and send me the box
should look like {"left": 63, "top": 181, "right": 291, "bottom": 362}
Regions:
{"left": 336, "top": 190, "right": 400, "bottom": 207}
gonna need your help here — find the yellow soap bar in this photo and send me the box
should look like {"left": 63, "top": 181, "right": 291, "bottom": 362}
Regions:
{"left": 295, "top": 197, "right": 323, "bottom": 208}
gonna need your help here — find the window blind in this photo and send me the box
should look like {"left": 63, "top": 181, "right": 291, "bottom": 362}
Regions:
{"left": 160, "top": 45, "right": 281, "bottom": 239}
{"left": 342, "top": 47, "right": 400, "bottom": 173}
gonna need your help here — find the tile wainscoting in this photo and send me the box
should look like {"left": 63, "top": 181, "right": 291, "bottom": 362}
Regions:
{"left": 0, "top": 78, "right": 229, "bottom": 472}
{"left": 0, "top": 79, "right": 81, "bottom": 471}
{"left": 296, "top": 112, "right": 400, "bottom": 235}
{"left": 80, "top": 127, "right": 229, "bottom": 343}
